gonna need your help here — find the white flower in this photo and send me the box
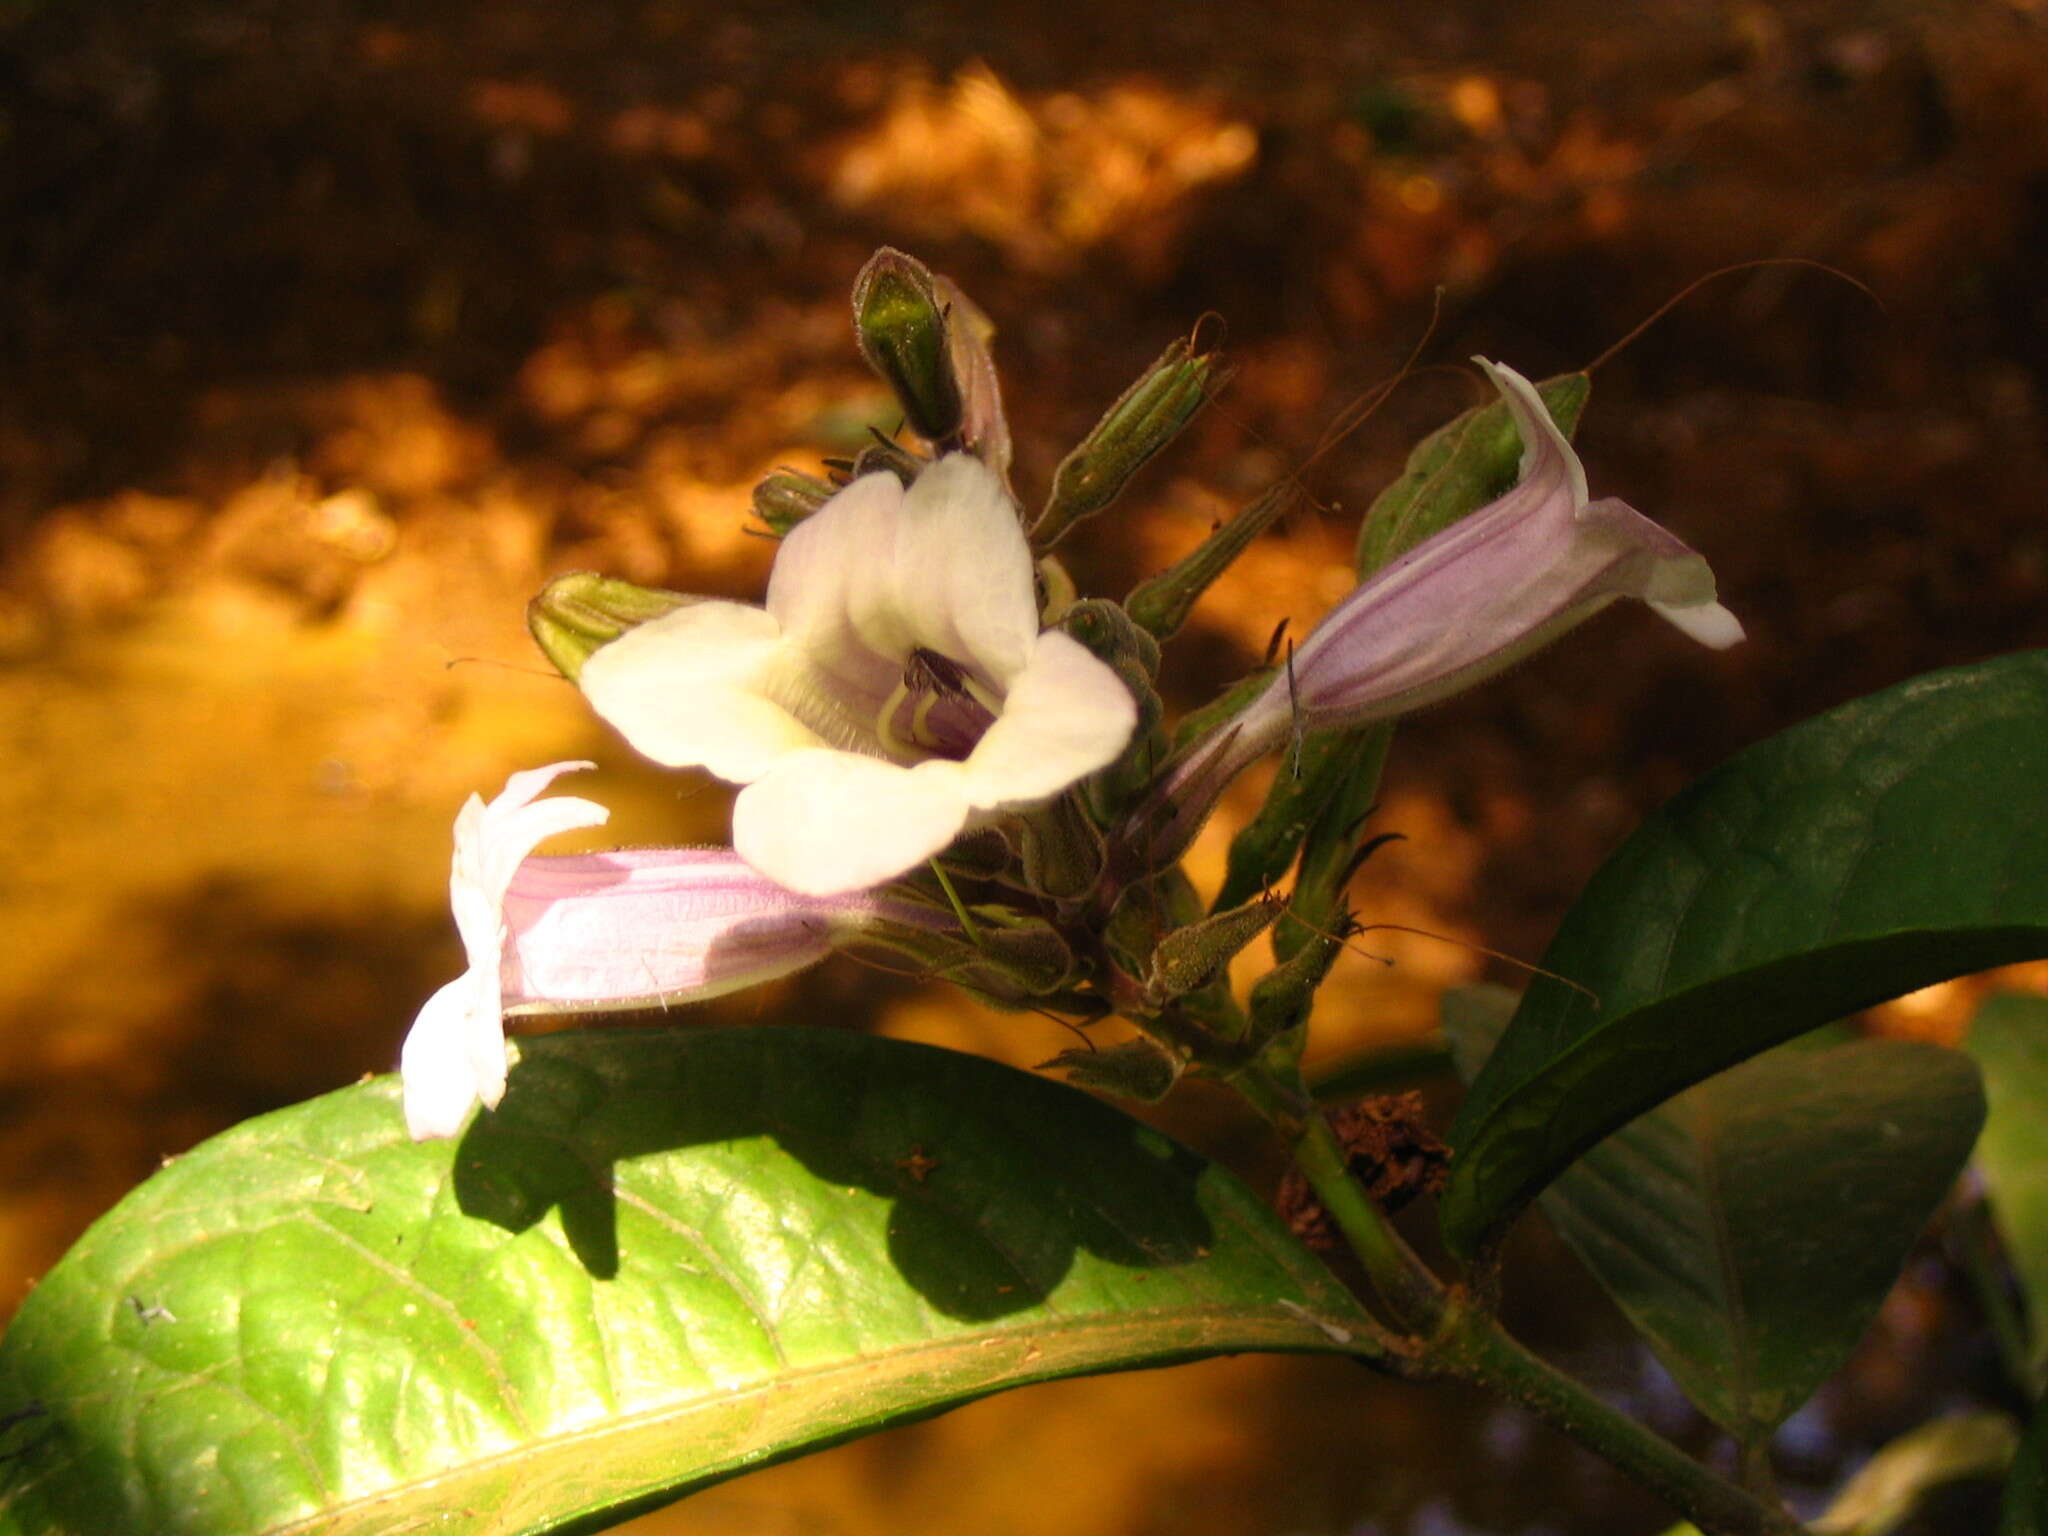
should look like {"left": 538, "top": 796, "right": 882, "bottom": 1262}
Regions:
{"left": 401, "top": 761, "right": 929, "bottom": 1139}
{"left": 578, "top": 454, "right": 1137, "bottom": 896}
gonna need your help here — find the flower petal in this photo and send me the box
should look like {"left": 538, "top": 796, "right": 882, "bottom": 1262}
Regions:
{"left": 1578, "top": 497, "right": 1746, "bottom": 650}
{"left": 767, "top": 470, "right": 915, "bottom": 697}
{"left": 461, "top": 759, "right": 608, "bottom": 912}
{"left": 580, "top": 601, "right": 831, "bottom": 781}
{"left": 1216, "top": 361, "right": 1742, "bottom": 768}
{"left": 501, "top": 846, "right": 902, "bottom": 1009}
{"left": 733, "top": 749, "right": 972, "bottom": 895}
{"left": 401, "top": 975, "right": 491, "bottom": 1140}
{"left": 961, "top": 630, "right": 1137, "bottom": 808}
{"left": 404, "top": 761, "right": 605, "bottom": 1139}
{"left": 889, "top": 454, "right": 1039, "bottom": 686}
{"left": 1479, "top": 356, "right": 1587, "bottom": 509}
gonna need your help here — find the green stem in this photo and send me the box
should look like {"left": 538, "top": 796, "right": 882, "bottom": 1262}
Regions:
{"left": 1952, "top": 1196, "right": 2040, "bottom": 1395}
{"left": 928, "top": 860, "right": 982, "bottom": 946}
{"left": 1234, "top": 1059, "right": 1804, "bottom": 1536}
{"left": 1738, "top": 1436, "right": 1781, "bottom": 1509}
{"left": 1436, "top": 1305, "right": 1808, "bottom": 1536}
{"left": 1285, "top": 1089, "right": 1445, "bottom": 1333}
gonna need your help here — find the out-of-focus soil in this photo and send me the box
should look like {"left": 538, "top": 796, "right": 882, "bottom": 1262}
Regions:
{"left": 4, "top": 1, "right": 2048, "bottom": 1531}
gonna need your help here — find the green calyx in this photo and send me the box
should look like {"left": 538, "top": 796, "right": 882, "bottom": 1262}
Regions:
{"left": 852, "top": 248, "right": 965, "bottom": 446}
{"left": 1036, "top": 332, "right": 1230, "bottom": 548}
{"left": 527, "top": 571, "right": 694, "bottom": 682}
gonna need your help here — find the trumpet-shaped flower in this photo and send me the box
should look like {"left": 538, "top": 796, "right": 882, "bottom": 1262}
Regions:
{"left": 1155, "top": 360, "right": 1744, "bottom": 842}
{"left": 579, "top": 454, "right": 1137, "bottom": 896}
{"left": 400, "top": 761, "right": 933, "bottom": 1139}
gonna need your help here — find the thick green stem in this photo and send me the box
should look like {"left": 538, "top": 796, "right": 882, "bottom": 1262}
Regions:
{"left": 1233, "top": 1060, "right": 1804, "bottom": 1536}
{"left": 1284, "top": 1089, "right": 1446, "bottom": 1333}
{"left": 1436, "top": 1303, "right": 1808, "bottom": 1536}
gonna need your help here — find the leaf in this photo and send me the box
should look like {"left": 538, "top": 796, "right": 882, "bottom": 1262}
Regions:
{"left": 1812, "top": 1412, "right": 2018, "bottom": 1535}
{"left": 1352, "top": 372, "right": 1590, "bottom": 577}
{"left": 1968, "top": 993, "right": 2048, "bottom": 1375}
{"left": 1442, "top": 652, "right": 2048, "bottom": 1259}
{"left": 1444, "top": 989, "right": 1984, "bottom": 1440}
{"left": 2003, "top": 1396, "right": 2048, "bottom": 1536}
{"left": 0, "top": 1027, "right": 1367, "bottom": 1536}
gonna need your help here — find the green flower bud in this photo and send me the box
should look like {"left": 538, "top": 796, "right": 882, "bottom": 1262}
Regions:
{"left": 527, "top": 572, "right": 693, "bottom": 682}
{"left": 1146, "top": 894, "right": 1281, "bottom": 1003}
{"left": 852, "top": 247, "right": 964, "bottom": 446}
{"left": 1040, "top": 1037, "right": 1183, "bottom": 1103}
{"left": 751, "top": 469, "right": 835, "bottom": 535}
{"left": 1125, "top": 481, "right": 1294, "bottom": 641}
{"left": 1035, "top": 334, "right": 1230, "bottom": 548}
{"left": 1058, "top": 597, "right": 1162, "bottom": 679}
{"left": 1247, "top": 916, "right": 1347, "bottom": 1060}
{"left": 1018, "top": 793, "right": 1107, "bottom": 902}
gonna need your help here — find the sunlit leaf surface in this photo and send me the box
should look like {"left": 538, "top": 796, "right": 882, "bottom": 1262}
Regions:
{"left": 0, "top": 1027, "right": 1367, "bottom": 1536}
{"left": 1443, "top": 652, "right": 2048, "bottom": 1258}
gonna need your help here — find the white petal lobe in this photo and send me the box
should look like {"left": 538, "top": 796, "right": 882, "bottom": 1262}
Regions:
{"left": 734, "top": 750, "right": 972, "bottom": 896}
{"left": 582, "top": 602, "right": 824, "bottom": 781}
{"left": 962, "top": 631, "right": 1137, "bottom": 809}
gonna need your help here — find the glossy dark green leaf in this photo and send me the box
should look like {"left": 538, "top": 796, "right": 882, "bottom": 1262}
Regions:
{"left": 1445, "top": 986, "right": 1982, "bottom": 1439}
{"left": 0, "top": 1027, "right": 1369, "bottom": 1536}
{"left": 1352, "top": 372, "right": 1590, "bottom": 577}
{"left": 1443, "top": 652, "right": 2048, "bottom": 1258}
{"left": 1967, "top": 993, "right": 2048, "bottom": 1375}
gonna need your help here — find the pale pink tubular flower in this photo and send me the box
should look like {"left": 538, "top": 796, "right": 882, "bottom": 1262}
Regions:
{"left": 1161, "top": 360, "right": 1744, "bottom": 831}
{"left": 401, "top": 761, "right": 936, "bottom": 1140}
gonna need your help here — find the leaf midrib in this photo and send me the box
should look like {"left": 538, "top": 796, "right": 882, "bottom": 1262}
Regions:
{"left": 262, "top": 1301, "right": 1361, "bottom": 1536}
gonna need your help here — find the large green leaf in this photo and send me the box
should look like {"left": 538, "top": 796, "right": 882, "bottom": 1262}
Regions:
{"left": 0, "top": 1027, "right": 1368, "bottom": 1536}
{"left": 1968, "top": 993, "right": 2048, "bottom": 1377}
{"left": 1445, "top": 988, "right": 1982, "bottom": 1439}
{"left": 1443, "top": 652, "right": 2048, "bottom": 1258}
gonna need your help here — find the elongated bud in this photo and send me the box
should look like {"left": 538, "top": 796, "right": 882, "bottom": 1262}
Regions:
{"left": 1035, "top": 334, "right": 1230, "bottom": 548}
{"left": 1041, "top": 1037, "right": 1183, "bottom": 1103}
{"left": 1126, "top": 481, "right": 1294, "bottom": 640}
{"left": 528, "top": 572, "right": 693, "bottom": 682}
{"left": 1248, "top": 917, "right": 1348, "bottom": 1058}
{"left": 1276, "top": 728, "right": 1393, "bottom": 966}
{"left": 869, "top": 918, "right": 1075, "bottom": 1005}
{"left": 1146, "top": 894, "right": 1281, "bottom": 1003}
{"left": 1354, "top": 371, "right": 1590, "bottom": 577}
{"left": 752, "top": 469, "right": 835, "bottom": 534}
{"left": 1213, "top": 722, "right": 1381, "bottom": 915}
{"left": 852, "top": 248, "right": 964, "bottom": 446}
{"left": 1057, "top": 601, "right": 1165, "bottom": 820}
{"left": 1018, "top": 792, "right": 1107, "bottom": 901}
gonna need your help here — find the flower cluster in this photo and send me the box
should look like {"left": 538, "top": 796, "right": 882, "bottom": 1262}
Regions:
{"left": 398, "top": 249, "right": 1742, "bottom": 1138}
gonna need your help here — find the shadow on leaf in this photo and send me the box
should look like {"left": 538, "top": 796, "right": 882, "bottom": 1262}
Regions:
{"left": 451, "top": 1025, "right": 1215, "bottom": 1321}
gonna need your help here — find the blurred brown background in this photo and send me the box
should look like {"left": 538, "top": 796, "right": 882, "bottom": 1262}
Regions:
{"left": 4, "top": 0, "right": 2048, "bottom": 1531}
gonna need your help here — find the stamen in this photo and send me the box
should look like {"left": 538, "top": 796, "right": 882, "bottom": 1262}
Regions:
{"left": 881, "top": 648, "right": 1000, "bottom": 760}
